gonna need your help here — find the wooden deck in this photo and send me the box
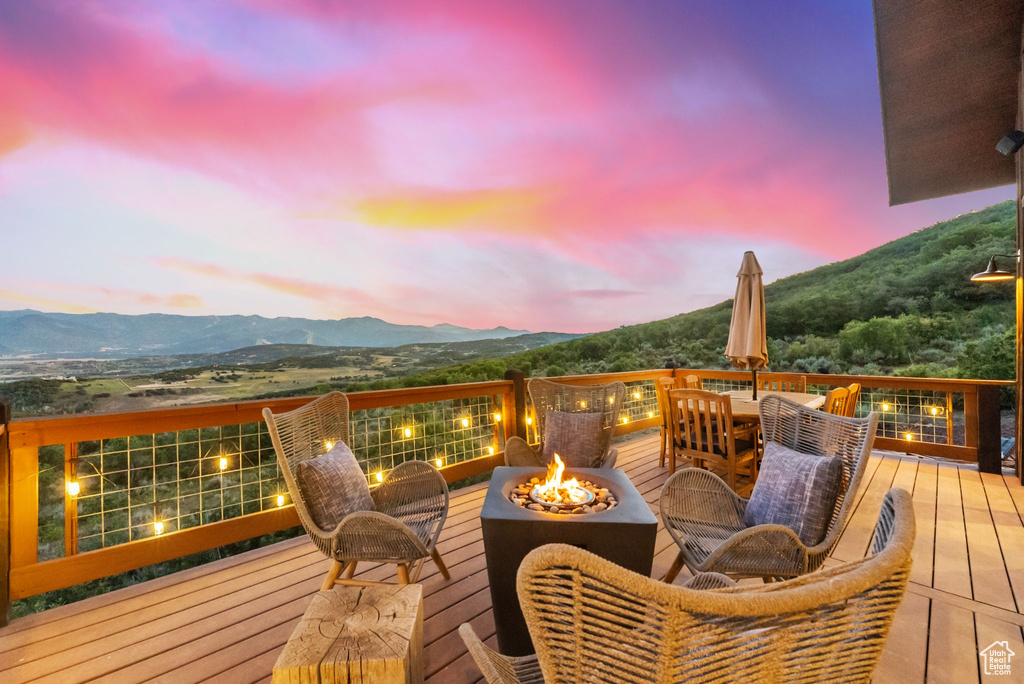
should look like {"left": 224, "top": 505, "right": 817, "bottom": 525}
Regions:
{"left": 0, "top": 434, "right": 1022, "bottom": 682}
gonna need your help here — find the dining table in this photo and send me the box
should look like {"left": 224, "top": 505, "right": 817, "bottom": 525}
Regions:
{"left": 720, "top": 389, "right": 826, "bottom": 421}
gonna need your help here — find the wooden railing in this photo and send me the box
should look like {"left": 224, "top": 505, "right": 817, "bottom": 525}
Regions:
{"left": 0, "top": 367, "right": 1009, "bottom": 625}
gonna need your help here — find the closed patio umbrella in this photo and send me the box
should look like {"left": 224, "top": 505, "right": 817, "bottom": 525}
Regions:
{"left": 724, "top": 251, "right": 768, "bottom": 399}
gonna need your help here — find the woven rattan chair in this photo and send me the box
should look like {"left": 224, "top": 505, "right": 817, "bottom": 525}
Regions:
{"left": 667, "top": 388, "right": 758, "bottom": 491}
{"left": 459, "top": 573, "right": 736, "bottom": 684}
{"left": 263, "top": 392, "right": 450, "bottom": 589}
{"left": 504, "top": 379, "right": 625, "bottom": 468}
{"left": 661, "top": 395, "right": 878, "bottom": 582}
{"left": 757, "top": 375, "right": 807, "bottom": 393}
{"left": 502, "top": 488, "right": 913, "bottom": 684}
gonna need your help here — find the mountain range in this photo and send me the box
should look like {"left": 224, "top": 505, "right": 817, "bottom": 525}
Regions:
{"left": 0, "top": 311, "right": 533, "bottom": 358}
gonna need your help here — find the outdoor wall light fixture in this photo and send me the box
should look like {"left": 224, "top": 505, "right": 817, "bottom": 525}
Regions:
{"left": 997, "top": 130, "right": 1024, "bottom": 156}
{"left": 970, "top": 254, "right": 1017, "bottom": 282}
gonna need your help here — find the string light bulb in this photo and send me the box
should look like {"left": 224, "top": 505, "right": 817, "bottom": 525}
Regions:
{"left": 526, "top": 416, "right": 533, "bottom": 425}
{"left": 487, "top": 446, "right": 495, "bottom": 455}
{"left": 219, "top": 456, "right": 228, "bottom": 471}
{"left": 154, "top": 521, "right": 165, "bottom": 535}
{"left": 881, "top": 402, "right": 890, "bottom": 412}
{"left": 276, "top": 494, "right": 285, "bottom": 507}
{"left": 580, "top": 400, "right": 587, "bottom": 409}
{"left": 621, "top": 416, "right": 629, "bottom": 424}
{"left": 493, "top": 412, "right": 501, "bottom": 422}
{"left": 375, "top": 471, "right": 384, "bottom": 483}
{"left": 633, "top": 391, "right": 641, "bottom": 400}
{"left": 66, "top": 481, "right": 80, "bottom": 497}
{"left": 904, "top": 432, "right": 914, "bottom": 441}
{"left": 403, "top": 427, "right": 412, "bottom": 438}
{"left": 324, "top": 441, "right": 335, "bottom": 451}
{"left": 608, "top": 397, "right": 615, "bottom": 404}
{"left": 461, "top": 417, "right": 470, "bottom": 428}
{"left": 648, "top": 411, "right": 654, "bottom": 419}
{"left": 930, "top": 407, "right": 939, "bottom": 416}
{"left": 435, "top": 458, "right": 444, "bottom": 468}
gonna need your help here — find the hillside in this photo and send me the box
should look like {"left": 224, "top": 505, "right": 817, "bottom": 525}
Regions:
{"left": 0, "top": 311, "right": 533, "bottom": 357}
{"left": 333, "top": 200, "right": 1016, "bottom": 390}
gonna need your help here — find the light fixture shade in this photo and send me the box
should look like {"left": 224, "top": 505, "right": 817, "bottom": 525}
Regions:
{"left": 970, "top": 256, "right": 1015, "bottom": 282}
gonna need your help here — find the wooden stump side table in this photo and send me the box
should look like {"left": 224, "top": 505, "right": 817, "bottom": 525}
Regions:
{"left": 273, "top": 584, "right": 424, "bottom": 684}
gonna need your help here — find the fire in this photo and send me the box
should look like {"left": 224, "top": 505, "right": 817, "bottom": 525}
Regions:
{"left": 532, "top": 454, "right": 590, "bottom": 505}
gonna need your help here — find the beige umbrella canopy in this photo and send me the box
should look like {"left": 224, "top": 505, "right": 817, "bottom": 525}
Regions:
{"left": 724, "top": 251, "right": 768, "bottom": 399}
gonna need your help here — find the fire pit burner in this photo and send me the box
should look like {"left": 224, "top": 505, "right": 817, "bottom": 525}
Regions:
{"left": 508, "top": 454, "right": 617, "bottom": 514}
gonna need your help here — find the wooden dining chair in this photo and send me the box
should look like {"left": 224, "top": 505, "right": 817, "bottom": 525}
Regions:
{"left": 668, "top": 388, "right": 757, "bottom": 493}
{"left": 655, "top": 376, "right": 677, "bottom": 467}
{"left": 847, "top": 383, "right": 862, "bottom": 417}
{"left": 757, "top": 375, "right": 807, "bottom": 393}
{"left": 681, "top": 374, "right": 703, "bottom": 389}
{"left": 824, "top": 386, "right": 852, "bottom": 416}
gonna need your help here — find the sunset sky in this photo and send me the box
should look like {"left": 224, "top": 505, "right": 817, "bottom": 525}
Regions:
{"left": 0, "top": 0, "right": 1012, "bottom": 333}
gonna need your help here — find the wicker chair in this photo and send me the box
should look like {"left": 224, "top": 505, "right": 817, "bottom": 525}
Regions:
{"left": 667, "top": 388, "right": 758, "bottom": 491}
{"left": 502, "top": 488, "right": 913, "bottom": 684}
{"left": 757, "top": 375, "right": 807, "bottom": 393}
{"left": 504, "top": 379, "right": 625, "bottom": 469}
{"left": 263, "top": 392, "right": 450, "bottom": 589}
{"left": 459, "top": 573, "right": 736, "bottom": 684}
{"left": 661, "top": 395, "right": 878, "bottom": 582}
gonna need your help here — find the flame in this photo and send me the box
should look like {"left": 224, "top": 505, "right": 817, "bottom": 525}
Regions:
{"left": 532, "top": 453, "right": 590, "bottom": 505}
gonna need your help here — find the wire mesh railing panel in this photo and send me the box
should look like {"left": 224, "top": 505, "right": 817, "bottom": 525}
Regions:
{"left": 619, "top": 379, "right": 661, "bottom": 425}
{"left": 66, "top": 394, "right": 505, "bottom": 553}
{"left": 805, "top": 383, "right": 960, "bottom": 446}
{"left": 701, "top": 377, "right": 753, "bottom": 394}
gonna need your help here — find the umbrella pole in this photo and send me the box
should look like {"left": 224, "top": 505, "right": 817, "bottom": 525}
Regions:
{"left": 751, "top": 368, "right": 757, "bottom": 400}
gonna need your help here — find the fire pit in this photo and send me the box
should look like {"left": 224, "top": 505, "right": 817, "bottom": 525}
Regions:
{"left": 509, "top": 454, "right": 616, "bottom": 513}
{"left": 482, "top": 465, "right": 658, "bottom": 656}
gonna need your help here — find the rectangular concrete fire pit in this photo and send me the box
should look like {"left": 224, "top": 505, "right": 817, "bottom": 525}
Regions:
{"left": 481, "top": 465, "right": 658, "bottom": 656}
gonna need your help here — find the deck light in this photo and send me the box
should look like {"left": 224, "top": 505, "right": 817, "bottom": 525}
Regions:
{"left": 633, "top": 391, "right": 641, "bottom": 400}
{"left": 904, "top": 432, "right": 914, "bottom": 441}
{"left": 881, "top": 402, "right": 890, "bottom": 412}
{"left": 277, "top": 494, "right": 285, "bottom": 507}
{"left": 621, "top": 416, "right": 629, "bottom": 424}
{"left": 580, "top": 400, "right": 587, "bottom": 409}
{"left": 971, "top": 255, "right": 1016, "bottom": 282}
{"left": 219, "top": 456, "right": 228, "bottom": 470}
{"left": 492, "top": 412, "right": 501, "bottom": 422}
{"left": 435, "top": 458, "right": 444, "bottom": 468}
{"left": 324, "top": 441, "right": 334, "bottom": 452}
{"left": 648, "top": 411, "right": 655, "bottom": 419}
{"left": 608, "top": 397, "right": 615, "bottom": 404}
{"left": 461, "top": 417, "right": 470, "bottom": 428}
{"left": 66, "top": 481, "right": 80, "bottom": 497}
{"left": 526, "top": 416, "right": 533, "bottom": 425}
{"left": 403, "top": 427, "right": 412, "bottom": 438}
{"left": 375, "top": 471, "right": 384, "bottom": 483}
{"left": 487, "top": 446, "right": 495, "bottom": 455}
{"left": 930, "top": 406, "right": 940, "bottom": 416}
{"left": 154, "top": 521, "right": 165, "bottom": 535}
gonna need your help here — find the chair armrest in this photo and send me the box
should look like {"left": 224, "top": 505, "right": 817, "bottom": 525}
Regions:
{"left": 681, "top": 572, "right": 736, "bottom": 590}
{"left": 327, "top": 510, "right": 431, "bottom": 563}
{"left": 660, "top": 468, "right": 748, "bottom": 530}
{"left": 601, "top": 447, "right": 618, "bottom": 468}
{"left": 700, "top": 523, "right": 809, "bottom": 578}
{"left": 459, "top": 623, "right": 539, "bottom": 684}
{"left": 504, "top": 436, "right": 543, "bottom": 467}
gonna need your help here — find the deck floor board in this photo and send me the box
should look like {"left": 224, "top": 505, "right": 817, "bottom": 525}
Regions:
{"left": 1, "top": 434, "right": 1022, "bottom": 683}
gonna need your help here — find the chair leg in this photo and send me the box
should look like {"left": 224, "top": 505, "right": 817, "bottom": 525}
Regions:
{"left": 322, "top": 560, "right": 344, "bottom": 591}
{"left": 659, "top": 428, "right": 666, "bottom": 467}
{"left": 663, "top": 551, "right": 685, "bottom": 584}
{"left": 396, "top": 564, "right": 411, "bottom": 585}
{"left": 343, "top": 561, "right": 358, "bottom": 580}
{"left": 431, "top": 548, "right": 451, "bottom": 580}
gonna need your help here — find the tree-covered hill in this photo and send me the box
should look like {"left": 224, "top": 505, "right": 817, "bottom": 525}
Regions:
{"left": 337, "top": 200, "right": 1015, "bottom": 391}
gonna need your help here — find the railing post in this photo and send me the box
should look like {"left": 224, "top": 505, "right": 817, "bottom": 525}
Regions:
{"left": 504, "top": 369, "right": 528, "bottom": 441}
{"left": 977, "top": 385, "right": 1002, "bottom": 474}
{"left": 1, "top": 401, "right": 11, "bottom": 627}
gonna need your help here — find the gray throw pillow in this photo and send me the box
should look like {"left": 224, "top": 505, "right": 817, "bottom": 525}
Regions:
{"left": 744, "top": 441, "right": 844, "bottom": 546}
{"left": 296, "top": 442, "right": 374, "bottom": 531}
{"left": 541, "top": 410, "right": 606, "bottom": 468}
